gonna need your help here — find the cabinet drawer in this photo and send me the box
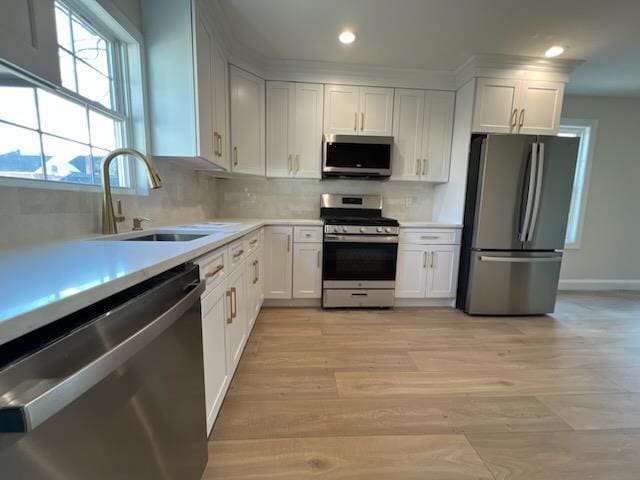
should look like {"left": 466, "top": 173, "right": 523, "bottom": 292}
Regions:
{"left": 229, "top": 239, "right": 246, "bottom": 269}
{"left": 245, "top": 230, "right": 260, "bottom": 253}
{"left": 196, "top": 247, "right": 228, "bottom": 291}
{"left": 400, "top": 228, "right": 461, "bottom": 245}
{"left": 294, "top": 226, "right": 323, "bottom": 243}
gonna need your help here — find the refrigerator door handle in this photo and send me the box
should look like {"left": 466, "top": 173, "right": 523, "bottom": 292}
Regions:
{"left": 479, "top": 255, "right": 562, "bottom": 263}
{"left": 526, "top": 142, "right": 545, "bottom": 242}
{"left": 519, "top": 142, "right": 538, "bottom": 241}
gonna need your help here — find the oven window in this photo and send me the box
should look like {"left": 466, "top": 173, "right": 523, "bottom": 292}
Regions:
{"left": 325, "top": 143, "right": 391, "bottom": 169}
{"left": 323, "top": 242, "right": 398, "bottom": 281}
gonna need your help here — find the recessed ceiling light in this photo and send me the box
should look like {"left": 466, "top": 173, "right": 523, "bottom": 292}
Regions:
{"left": 339, "top": 30, "right": 356, "bottom": 45}
{"left": 544, "top": 45, "right": 565, "bottom": 58}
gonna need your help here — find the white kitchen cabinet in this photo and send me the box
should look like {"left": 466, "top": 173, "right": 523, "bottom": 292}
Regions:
{"left": 143, "top": 0, "right": 229, "bottom": 168}
{"left": 246, "top": 248, "right": 262, "bottom": 328}
{"left": 395, "top": 244, "right": 429, "bottom": 298}
{"left": 225, "top": 262, "right": 247, "bottom": 373}
{"left": 293, "top": 243, "right": 322, "bottom": 298}
{"left": 230, "top": 65, "right": 265, "bottom": 175}
{"left": 264, "top": 226, "right": 293, "bottom": 299}
{"left": 0, "top": 0, "right": 60, "bottom": 86}
{"left": 425, "top": 245, "right": 460, "bottom": 298}
{"left": 200, "top": 281, "right": 229, "bottom": 433}
{"left": 324, "top": 84, "right": 393, "bottom": 136}
{"left": 392, "top": 89, "right": 454, "bottom": 182}
{"left": 472, "top": 77, "right": 564, "bottom": 135}
{"left": 266, "top": 81, "right": 323, "bottom": 178}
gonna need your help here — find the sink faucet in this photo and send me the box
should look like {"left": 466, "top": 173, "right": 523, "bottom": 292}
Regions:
{"left": 101, "top": 148, "right": 162, "bottom": 234}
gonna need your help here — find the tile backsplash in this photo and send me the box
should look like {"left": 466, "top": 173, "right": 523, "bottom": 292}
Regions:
{"left": 215, "top": 177, "right": 434, "bottom": 220}
{"left": 0, "top": 159, "right": 217, "bottom": 250}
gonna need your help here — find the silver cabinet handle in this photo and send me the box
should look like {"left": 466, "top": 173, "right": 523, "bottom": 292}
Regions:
{"left": 218, "top": 133, "right": 223, "bottom": 158}
{"left": 288, "top": 153, "right": 292, "bottom": 172}
{"left": 317, "top": 250, "right": 321, "bottom": 268}
{"left": 519, "top": 109, "right": 525, "bottom": 129}
{"left": 230, "top": 286, "right": 237, "bottom": 319}
{"left": 519, "top": 142, "right": 538, "bottom": 242}
{"left": 354, "top": 112, "right": 358, "bottom": 132}
{"left": 233, "top": 146, "right": 238, "bottom": 166}
{"left": 527, "top": 142, "right": 544, "bottom": 242}
{"left": 226, "top": 289, "right": 233, "bottom": 323}
{"left": 423, "top": 251, "right": 427, "bottom": 268}
{"left": 511, "top": 109, "right": 518, "bottom": 130}
{"left": 361, "top": 112, "right": 365, "bottom": 131}
{"left": 0, "top": 280, "right": 205, "bottom": 432}
{"left": 421, "top": 235, "right": 439, "bottom": 240}
{"left": 422, "top": 158, "right": 428, "bottom": 176}
{"left": 295, "top": 154, "right": 300, "bottom": 171}
{"left": 256, "top": 259, "right": 260, "bottom": 283}
{"left": 479, "top": 255, "right": 562, "bottom": 263}
{"left": 287, "top": 234, "right": 291, "bottom": 252}
{"left": 213, "top": 131, "right": 219, "bottom": 156}
{"left": 416, "top": 158, "right": 421, "bottom": 176}
{"left": 431, "top": 251, "right": 436, "bottom": 269}
{"left": 252, "top": 259, "right": 259, "bottom": 284}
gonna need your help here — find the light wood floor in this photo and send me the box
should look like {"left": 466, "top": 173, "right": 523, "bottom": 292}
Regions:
{"left": 204, "top": 291, "right": 640, "bottom": 479}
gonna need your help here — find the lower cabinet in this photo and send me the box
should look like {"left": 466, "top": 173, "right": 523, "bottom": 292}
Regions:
{"left": 264, "top": 226, "right": 293, "bottom": 298}
{"left": 395, "top": 243, "right": 460, "bottom": 299}
{"left": 246, "top": 248, "right": 262, "bottom": 329}
{"left": 292, "top": 242, "right": 322, "bottom": 298}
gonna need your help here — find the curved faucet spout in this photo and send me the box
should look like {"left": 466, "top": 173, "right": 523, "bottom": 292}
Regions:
{"left": 101, "top": 148, "right": 162, "bottom": 234}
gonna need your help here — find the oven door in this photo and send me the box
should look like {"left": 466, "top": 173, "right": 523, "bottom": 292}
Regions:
{"left": 323, "top": 235, "right": 398, "bottom": 288}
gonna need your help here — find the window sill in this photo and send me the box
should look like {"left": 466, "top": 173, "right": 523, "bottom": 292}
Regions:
{"left": 0, "top": 175, "right": 138, "bottom": 196}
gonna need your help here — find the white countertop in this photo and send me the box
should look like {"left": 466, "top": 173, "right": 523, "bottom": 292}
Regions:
{"left": 0, "top": 217, "right": 452, "bottom": 345}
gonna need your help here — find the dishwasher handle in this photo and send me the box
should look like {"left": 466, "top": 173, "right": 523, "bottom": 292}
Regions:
{"left": 0, "top": 280, "right": 205, "bottom": 433}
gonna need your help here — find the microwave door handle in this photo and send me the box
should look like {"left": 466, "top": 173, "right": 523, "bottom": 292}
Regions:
{"left": 527, "top": 142, "right": 544, "bottom": 242}
{"left": 519, "top": 142, "right": 538, "bottom": 242}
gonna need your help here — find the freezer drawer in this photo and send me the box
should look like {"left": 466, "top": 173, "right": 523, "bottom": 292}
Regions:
{"left": 465, "top": 251, "right": 562, "bottom": 315}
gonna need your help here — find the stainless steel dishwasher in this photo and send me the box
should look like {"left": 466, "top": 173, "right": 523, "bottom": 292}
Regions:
{"left": 0, "top": 263, "right": 207, "bottom": 479}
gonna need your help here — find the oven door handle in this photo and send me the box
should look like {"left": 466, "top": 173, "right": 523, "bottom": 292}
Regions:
{"left": 324, "top": 234, "right": 398, "bottom": 244}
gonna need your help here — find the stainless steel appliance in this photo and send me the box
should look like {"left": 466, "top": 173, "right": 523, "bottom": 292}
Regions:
{"left": 323, "top": 134, "right": 393, "bottom": 178}
{"left": 0, "top": 264, "right": 207, "bottom": 479}
{"left": 321, "top": 194, "right": 399, "bottom": 308}
{"left": 457, "top": 134, "right": 579, "bottom": 315}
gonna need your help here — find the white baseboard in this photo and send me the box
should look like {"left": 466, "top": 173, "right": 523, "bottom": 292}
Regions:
{"left": 393, "top": 298, "right": 455, "bottom": 307}
{"left": 558, "top": 279, "right": 640, "bottom": 291}
{"left": 263, "top": 298, "right": 322, "bottom": 307}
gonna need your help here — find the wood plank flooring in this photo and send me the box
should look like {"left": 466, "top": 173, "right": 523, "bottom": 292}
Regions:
{"left": 205, "top": 291, "right": 640, "bottom": 479}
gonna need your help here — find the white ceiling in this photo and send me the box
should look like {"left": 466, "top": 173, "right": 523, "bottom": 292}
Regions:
{"left": 217, "top": 0, "right": 640, "bottom": 96}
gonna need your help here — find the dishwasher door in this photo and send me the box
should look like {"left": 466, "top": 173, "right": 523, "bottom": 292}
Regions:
{"left": 0, "top": 264, "right": 207, "bottom": 480}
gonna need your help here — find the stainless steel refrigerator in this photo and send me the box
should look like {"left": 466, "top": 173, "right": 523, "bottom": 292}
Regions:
{"left": 457, "top": 134, "right": 579, "bottom": 315}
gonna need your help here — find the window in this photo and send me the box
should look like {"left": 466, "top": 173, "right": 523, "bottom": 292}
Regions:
{"left": 559, "top": 119, "right": 598, "bottom": 249}
{"left": 0, "top": 1, "right": 137, "bottom": 188}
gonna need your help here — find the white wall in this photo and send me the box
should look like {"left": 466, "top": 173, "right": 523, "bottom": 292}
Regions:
{"left": 559, "top": 94, "right": 640, "bottom": 286}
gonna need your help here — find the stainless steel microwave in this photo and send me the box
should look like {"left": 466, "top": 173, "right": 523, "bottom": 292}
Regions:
{"left": 322, "top": 134, "right": 393, "bottom": 178}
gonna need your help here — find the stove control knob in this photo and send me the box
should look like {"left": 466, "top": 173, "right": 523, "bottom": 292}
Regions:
{"left": 376, "top": 227, "right": 383, "bottom": 233}
{"left": 342, "top": 226, "right": 348, "bottom": 233}
{"left": 360, "top": 227, "right": 366, "bottom": 233}
{"left": 384, "top": 227, "right": 392, "bottom": 233}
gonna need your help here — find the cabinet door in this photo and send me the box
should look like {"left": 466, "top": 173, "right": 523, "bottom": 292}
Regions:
{"left": 518, "top": 80, "right": 564, "bottom": 135}
{"left": 324, "top": 84, "right": 359, "bottom": 135}
{"left": 212, "top": 42, "right": 230, "bottom": 170}
{"left": 264, "top": 226, "right": 293, "bottom": 299}
{"left": 359, "top": 87, "right": 394, "bottom": 136}
{"left": 293, "top": 242, "right": 322, "bottom": 298}
{"left": 421, "top": 91, "right": 454, "bottom": 182}
{"left": 230, "top": 65, "right": 265, "bottom": 175}
{"left": 266, "top": 81, "right": 295, "bottom": 177}
{"left": 293, "top": 83, "right": 323, "bottom": 178}
{"left": 195, "top": 13, "right": 216, "bottom": 161}
{"left": 426, "top": 245, "right": 460, "bottom": 298}
{"left": 226, "top": 263, "right": 247, "bottom": 372}
{"left": 395, "top": 244, "right": 429, "bottom": 298}
{"left": 201, "top": 281, "right": 229, "bottom": 433}
{"left": 245, "top": 249, "right": 261, "bottom": 330}
{"left": 0, "top": 0, "right": 60, "bottom": 85}
{"left": 258, "top": 231, "right": 265, "bottom": 306}
{"left": 391, "top": 89, "right": 425, "bottom": 181}
{"left": 472, "top": 78, "right": 520, "bottom": 134}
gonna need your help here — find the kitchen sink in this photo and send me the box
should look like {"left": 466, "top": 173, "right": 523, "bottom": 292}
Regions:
{"left": 124, "top": 233, "right": 207, "bottom": 242}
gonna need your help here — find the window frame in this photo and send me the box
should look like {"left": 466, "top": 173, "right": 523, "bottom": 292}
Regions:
{"left": 0, "top": 0, "right": 148, "bottom": 194}
{"left": 559, "top": 118, "right": 598, "bottom": 250}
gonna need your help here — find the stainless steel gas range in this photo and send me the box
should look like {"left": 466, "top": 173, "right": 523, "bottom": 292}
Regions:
{"left": 320, "top": 194, "right": 399, "bottom": 308}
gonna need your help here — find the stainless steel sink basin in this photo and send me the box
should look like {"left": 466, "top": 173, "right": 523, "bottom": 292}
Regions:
{"left": 124, "top": 233, "right": 207, "bottom": 242}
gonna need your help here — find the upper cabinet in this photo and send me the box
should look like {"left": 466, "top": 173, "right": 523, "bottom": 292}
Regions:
{"left": 266, "top": 81, "right": 323, "bottom": 178}
{"left": 324, "top": 85, "right": 393, "bottom": 136}
{"left": 143, "top": 0, "right": 230, "bottom": 169}
{"left": 0, "top": 0, "right": 60, "bottom": 86}
{"left": 472, "top": 77, "right": 564, "bottom": 135}
{"left": 230, "top": 65, "right": 265, "bottom": 175}
{"left": 392, "top": 89, "right": 454, "bottom": 182}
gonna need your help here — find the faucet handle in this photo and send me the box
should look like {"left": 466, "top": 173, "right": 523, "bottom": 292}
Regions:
{"left": 115, "top": 200, "right": 125, "bottom": 223}
{"left": 132, "top": 217, "right": 151, "bottom": 231}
